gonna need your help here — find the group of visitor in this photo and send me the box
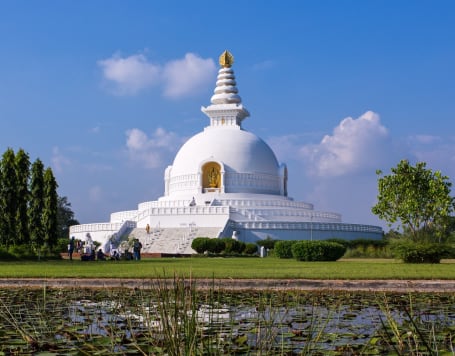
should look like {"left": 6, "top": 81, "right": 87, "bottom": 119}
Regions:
{"left": 67, "top": 235, "right": 143, "bottom": 261}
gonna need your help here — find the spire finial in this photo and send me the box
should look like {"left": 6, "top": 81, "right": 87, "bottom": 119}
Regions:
{"left": 219, "top": 50, "right": 234, "bottom": 68}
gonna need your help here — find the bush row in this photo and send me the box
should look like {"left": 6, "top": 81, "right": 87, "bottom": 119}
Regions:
{"left": 274, "top": 240, "right": 346, "bottom": 261}
{"left": 191, "top": 237, "right": 258, "bottom": 256}
{"left": 391, "top": 241, "right": 454, "bottom": 263}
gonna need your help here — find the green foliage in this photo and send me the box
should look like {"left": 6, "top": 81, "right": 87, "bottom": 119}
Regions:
{"left": 291, "top": 241, "right": 347, "bottom": 261}
{"left": 0, "top": 148, "right": 18, "bottom": 248}
{"left": 391, "top": 240, "right": 453, "bottom": 263}
{"left": 43, "top": 168, "right": 59, "bottom": 249}
{"left": 256, "top": 237, "right": 276, "bottom": 250}
{"left": 57, "top": 196, "right": 79, "bottom": 239}
{"left": 206, "top": 238, "right": 225, "bottom": 254}
{"left": 8, "top": 244, "right": 37, "bottom": 260}
{"left": 192, "top": 237, "right": 259, "bottom": 255}
{"left": 244, "top": 243, "right": 258, "bottom": 255}
{"left": 15, "top": 149, "right": 30, "bottom": 245}
{"left": 324, "top": 238, "right": 350, "bottom": 248}
{"left": 191, "top": 237, "right": 212, "bottom": 254}
{"left": 0, "top": 246, "right": 15, "bottom": 260}
{"left": 56, "top": 237, "right": 70, "bottom": 253}
{"left": 0, "top": 148, "right": 76, "bottom": 252}
{"left": 220, "top": 238, "right": 246, "bottom": 254}
{"left": 192, "top": 237, "right": 227, "bottom": 254}
{"left": 29, "top": 158, "right": 45, "bottom": 248}
{"left": 274, "top": 240, "right": 297, "bottom": 259}
{"left": 372, "top": 160, "right": 455, "bottom": 242}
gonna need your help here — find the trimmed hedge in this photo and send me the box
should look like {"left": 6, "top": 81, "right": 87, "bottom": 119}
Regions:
{"left": 191, "top": 237, "right": 212, "bottom": 254}
{"left": 291, "top": 241, "right": 346, "bottom": 261}
{"left": 274, "top": 240, "right": 297, "bottom": 259}
{"left": 220, "top": 238, "right": 246, "bottom": 254}
{"left": 192, "top": 237, "right": 258, "bottom": 255}
{"left": 207, "top": 238, "right": 226, "bottom": 254}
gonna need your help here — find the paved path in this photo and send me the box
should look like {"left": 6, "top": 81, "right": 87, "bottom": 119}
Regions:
{"left": 0, "top": 278, "right": 454, "bottom": 292}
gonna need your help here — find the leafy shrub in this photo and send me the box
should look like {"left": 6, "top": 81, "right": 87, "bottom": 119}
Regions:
{"left": 56, "top": 237, "right": 70, "bottom": 253}
{"left": 8, "top": 245, "right": 37, "bottom": 259}
{"left": 206, "top": 238, "right": 225, "bottom": 254}
{"left": 191, "top": 237, "right": 211, "bottom": 254}
{"left": 221, "top": 238, "right": 246, "bottom": 254}
{"left": 326, "top": 238, "right": 391, "bottom": 258}
{"left": 244, "top": 243, "right": 258, "bottom": 255}
{"left": 291, "top": 241, "right": 346, "bottom": 261}
{"left": 274, "top": 240, "right": 297, "bottom": 259}
{"left": 391, "top": 241, "right": 453, "bottom": 263}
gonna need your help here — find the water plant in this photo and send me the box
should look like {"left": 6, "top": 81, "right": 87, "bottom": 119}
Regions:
{"left": 0, "top": 283, "right": 453, "bottom": 354}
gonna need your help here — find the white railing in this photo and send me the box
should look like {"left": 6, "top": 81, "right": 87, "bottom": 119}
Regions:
{"left": 136, "top": 206, "right": 230, "bottom": 222}
{"left": 230, "top": 221, "right": 382, "bottom": 233}
{"left": 110, "top": 210, "right": 139, "bottom": 223}
{"left": 70, "top": 221, "right": 136, "bottom": 235}
{"left": 216, "top": 198, "right": 314, "bottom": 210}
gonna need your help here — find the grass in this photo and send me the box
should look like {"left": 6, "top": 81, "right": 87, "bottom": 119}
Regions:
{"left": 0, "top": 257, "right": 454, "bottom": 279}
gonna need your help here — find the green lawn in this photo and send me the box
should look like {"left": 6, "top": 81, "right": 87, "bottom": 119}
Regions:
{"left": 0, "top": 257, "right": 454, "bottom": 279}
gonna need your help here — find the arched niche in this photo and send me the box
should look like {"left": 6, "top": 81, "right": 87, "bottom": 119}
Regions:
{"left": 202, "top": 162, "right": 222, "bottom": 192}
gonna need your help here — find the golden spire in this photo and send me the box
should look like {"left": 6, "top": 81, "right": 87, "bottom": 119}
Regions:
{"left": 219, "top": 50, "right": 234, "bottom": 68}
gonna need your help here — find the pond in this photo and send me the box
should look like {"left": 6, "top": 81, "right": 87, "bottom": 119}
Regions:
{"left": 0, "top": 281, "right": 454, "bottom": 355}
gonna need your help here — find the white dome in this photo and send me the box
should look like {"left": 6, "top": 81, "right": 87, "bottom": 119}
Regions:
{"left": 168, "top": 126, "right": 282, "bottom": 196}
{"left": 172, "top": 127, "right": 279, "bottom": 175}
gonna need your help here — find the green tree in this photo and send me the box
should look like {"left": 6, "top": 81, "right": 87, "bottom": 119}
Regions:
{"left": 0, "top": 148, "right": 18, "bottom": 248}
{"left": 15, "top": 149, "right": 30, "bottom": 245}
{"left": 57, "top": 196, "right": 79, "bottom": 239}
{"left": 43, "top": 168, "right": 59, "bottom": 249}
{"left": 29, "top": 158, "right": 45, "bottom": 249}
{"left": 372, "top": 160, "right": 455, "bottom": 242}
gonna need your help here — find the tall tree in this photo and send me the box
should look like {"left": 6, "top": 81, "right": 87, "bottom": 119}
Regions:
{"left": 57, "top": 196, "right": 79, "bottom": 239}
{"left": 29, "top": 158, "right": 45, "bottom": 249}
{"left": 0, "top": 148, "right": 18, "bottom": 248}
{"left": 15, "top": 149, "right": 31, "bottom": 245}
{"left": 372, "top": 159, "right": 455, "bottom": 242}
{"left": 42, "top": 168, "right": 59, "bottom": 249}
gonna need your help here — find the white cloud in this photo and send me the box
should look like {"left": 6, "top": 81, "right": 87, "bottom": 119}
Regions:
{"left": 98, "top": 53, "right": 161, "bottom": 95}
{"left": 98, "top": 52, "right": 216, "bottom": 98}
{"left": 89, "top": 126, "right": 101, "bottom": 134}
{"left": 51, "top": 146, "right": 71, "bottom": 173}
{"left": 125, "top": 127, "right": 183, "bottom": 168}
{"left": 162, "top": 53, "right": 216, "bottom": 98}
{"left": 267, "top": 134, "right": 308, "bottom": 163}
{"left": 300, "top": 111, "right": 389, "bottom": 177}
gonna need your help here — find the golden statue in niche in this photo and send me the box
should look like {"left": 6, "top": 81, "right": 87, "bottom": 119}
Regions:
{"left": 208, "top": 167, "right": 219, "bottom": 188}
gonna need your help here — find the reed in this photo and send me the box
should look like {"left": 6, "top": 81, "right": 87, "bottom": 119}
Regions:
{"left": 0, "top": 282, "right": 453, "bottom": 354}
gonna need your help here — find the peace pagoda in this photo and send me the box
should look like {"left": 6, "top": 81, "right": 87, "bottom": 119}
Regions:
{"left": 70, "top": 51, "right": 383, "bottom": 254}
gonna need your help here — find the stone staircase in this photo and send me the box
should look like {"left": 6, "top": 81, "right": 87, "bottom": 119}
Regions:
{"left": 126, "top": 226, "right": 222, "bottom": 255}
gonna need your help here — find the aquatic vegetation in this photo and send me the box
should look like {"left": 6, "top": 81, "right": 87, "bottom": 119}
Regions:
{"left": 0, "top": 281, "right": 453, "bottom": 354}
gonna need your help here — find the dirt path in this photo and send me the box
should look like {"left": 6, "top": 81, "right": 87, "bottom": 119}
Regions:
{"left": 1, "top": 278, "right": 454, "bottom": 292}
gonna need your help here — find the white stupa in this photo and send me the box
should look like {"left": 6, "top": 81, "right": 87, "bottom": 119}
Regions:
{"left": 70, "top": 51, "right": 382, "bottom": 254}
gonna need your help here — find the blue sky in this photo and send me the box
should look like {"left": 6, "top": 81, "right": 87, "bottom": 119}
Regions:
{"left": 1, "top": 1, "right": 454, "bottom": 230}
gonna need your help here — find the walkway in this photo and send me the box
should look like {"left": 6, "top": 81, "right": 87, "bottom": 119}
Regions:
{"left": 0, "top": 278, "right": 454, "bottom": 292}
